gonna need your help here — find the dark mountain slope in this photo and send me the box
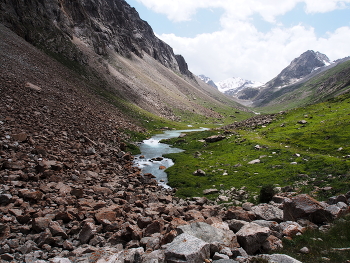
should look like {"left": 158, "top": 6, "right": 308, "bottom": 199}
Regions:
{"left": 1, "top": 0, "right": 244, "bottom": 121}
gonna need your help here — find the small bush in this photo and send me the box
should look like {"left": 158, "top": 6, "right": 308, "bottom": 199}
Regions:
{"left": 259, "top": 184, "right": 275, "bottom": 203}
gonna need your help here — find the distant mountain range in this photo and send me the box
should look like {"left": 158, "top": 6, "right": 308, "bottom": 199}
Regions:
{"left": 215, "top": 77, "right": 263, "bottom": 96}
{"left": 199, "top": 50, "right": 350, "bottom": 110}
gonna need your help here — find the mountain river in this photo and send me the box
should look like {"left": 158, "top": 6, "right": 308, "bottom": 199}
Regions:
{"left": 133, "top": 128, "right": 208, "bottom": 188}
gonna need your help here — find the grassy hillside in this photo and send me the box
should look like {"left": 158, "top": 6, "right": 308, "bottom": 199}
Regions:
{"left": 163, "top": 92, "right": 350, "bottom": 200}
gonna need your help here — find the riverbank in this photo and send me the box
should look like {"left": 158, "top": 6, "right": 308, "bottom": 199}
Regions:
{"left": 133, "top": 128, "right": 209, "bottom": 187}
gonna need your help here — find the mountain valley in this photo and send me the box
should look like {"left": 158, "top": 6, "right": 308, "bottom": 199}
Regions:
{"left": 1, "top": 0, "right": 350, "bottom": 262}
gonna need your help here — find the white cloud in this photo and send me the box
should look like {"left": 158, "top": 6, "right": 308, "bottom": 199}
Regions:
{"left": 304, "top": 0, "right": 350, "bottom": 13}
{"left": 137, "top": 0, "right": 350, "bottom": 82}
{"left": 159, "top": 23, "right": 350, "bottom": 83}
{"left": 136, "top": 0, "right": 350, "bottom": 22}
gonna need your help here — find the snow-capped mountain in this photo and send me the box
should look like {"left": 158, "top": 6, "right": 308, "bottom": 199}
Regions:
{"left": 198, "top": 75, "right": 218, "bottom": 89}
{"left": 215, "top": 77, "right": 263, "bottom": 96}
{"left": 262, "top": 50, "right": 333, "bottom": 90}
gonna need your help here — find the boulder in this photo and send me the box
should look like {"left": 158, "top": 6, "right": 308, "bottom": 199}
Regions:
{"left": 283, "top": 194, "right": 333, "bottom": 224}
{"left": 49, "top": 221, "right": 68, "bottom": 239}
{"left": 144, "top": 220, "right": 164, "bottom": 237}
{"left": 251, "top": 204, "right": 283, "bottom": 222}
{"left": 226, "top": 219, "right": 249, "bottom": 232}
{"left": 0, "top": 194, "right": 13, "bottom": 205}
{"left": 204, "top": 135, "right": 226, "bottom": 143}
{"left": 79, "top": 222, "right": 97, "bottom": 244}
{"left": 203, "top": 189, "right": 219, "bottom": 195}
{"left": 32, "top": 217, "right": 52, "bottom": 233}
{"left": 280, "top": 221, "right": 305, "bottom": 237}
{"left": 177, "top": 222, "right": 239, "bottom": 249}
{"left": 259, "top": 254, "right": 302, "bottom": 263}
{"left": 193, "top": 169, "right": 206, "bottom": 176}
{"left": 19, "top": 189, "right": 43, "bottom": 201}
{"left": 142, "top": 250, "right": 166, "bottom": 263}
{"left": 164, "top": 233, "right": 210, "bottom": 263}
{"left": 224, "top": 206, "right": 255, "bottom": 222}
{"left": 262, "top": 235, "right": 283, "bottom": 251}
{"left": 236, "top": 222, "right": 270, "bottom": 255}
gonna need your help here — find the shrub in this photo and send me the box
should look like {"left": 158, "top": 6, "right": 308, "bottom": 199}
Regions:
{"left": 259, "top": 184, "right": 275, "bottom": 203}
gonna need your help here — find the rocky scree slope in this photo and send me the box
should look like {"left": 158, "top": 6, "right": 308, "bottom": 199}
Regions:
{"left": 0, "top": 0, "right": 241, "bottom": 121}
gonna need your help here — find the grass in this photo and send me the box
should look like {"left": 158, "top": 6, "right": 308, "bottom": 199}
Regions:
{"left": 162, "top": 93, "right": 350, "bottom": 200}
{"left": 279, "top": 214, "right": 350, "bottom": 262}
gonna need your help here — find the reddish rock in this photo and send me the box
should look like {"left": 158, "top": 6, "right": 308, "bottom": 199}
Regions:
{"left": 184, "top": 210, "right": 205, "bottom": 222}
{"left": 144, "top": 220, "right": 164, "bottom": 237}
{"left": 224, "top": 206, "right": 256, "bottom": 222}
{"left": 262, "top": 235, "right": 283, "bottom": 251}
{"left": 55, "top": 211, "right": 76, "bottom": 223}
{"left": 71, "top": 188, "right": 85, "bottom": 198}
{"left": 92, "top": 185, "right": 113, "bottom": 195}
{"left": 79, "top": 221, "right": 97, "bottom": 244}
{"left": 49, "top": 221, "right": 68, "bottom": 239}
{"left": 137, "top": 217, "right": 153, "bottom": 229}
{"left": 3, "top": 161, "right": 25, "bottom": 170}
{"left": 161, "top": 229, "right": 178, "bottom": 245}
{"left": 36, "top": 229, "right": 54, "bottom": 247}
{"left": 12, "top": 132, "right": 28, "bottom": 142}
{"left": 32, "top": 217, "right": 52, "bottom": 233}
{"left": 280, "top": 222, "right": 305, "bottom": 237}
{"left": 0, "top": 223, "right": 10, "bottom": 241}
{"left": 19, "top": 189, "right": 44, "bottom": 201}
{"left": 95, "top": 210, "right": 117, "bottom": 224}
{"left": 283, "top": 194, "right": 333, "bottom": 224}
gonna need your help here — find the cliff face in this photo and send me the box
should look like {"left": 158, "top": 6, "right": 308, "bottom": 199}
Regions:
{"left": 0, "top": 0, "right": 192, "bottom": 78}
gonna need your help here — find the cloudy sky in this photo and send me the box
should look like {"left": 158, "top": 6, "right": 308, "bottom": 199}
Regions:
{"left": 125, "top": 0, "right": 350, "bottom": 83}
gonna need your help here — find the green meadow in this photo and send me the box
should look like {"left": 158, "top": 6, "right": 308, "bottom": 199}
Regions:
{"left": 163, "top": 93, "right": 350, "bottom": 201}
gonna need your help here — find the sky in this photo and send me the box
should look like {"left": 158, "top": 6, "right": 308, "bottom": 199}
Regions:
{"left": 124, "top": 0, "right": 350, "bottom": 83}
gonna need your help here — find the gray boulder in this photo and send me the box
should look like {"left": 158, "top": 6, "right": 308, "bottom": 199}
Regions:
{"left": 236, "top": 222, "right": 270, "bottom": 255}
{"left": 177, "top": 222, "right": 238, "bottom": 249}
{"left": 164, "top": 233, "right": 210, "bottom": 263}
{"left": 251, "top": 204, "right": 283, "bottom": 222}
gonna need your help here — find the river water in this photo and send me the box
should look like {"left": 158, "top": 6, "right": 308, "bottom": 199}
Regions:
{"left": 133, "top": 128, "right": 208, "bottom": 188}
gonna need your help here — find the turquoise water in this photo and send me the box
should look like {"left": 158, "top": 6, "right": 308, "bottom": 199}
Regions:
{"left": 133, "top": 128, "right": 208, "bottom": 188}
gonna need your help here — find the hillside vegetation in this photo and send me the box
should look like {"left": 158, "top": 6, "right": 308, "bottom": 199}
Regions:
{"left": 164, "top": 92, "right": 350, "bottom": 201}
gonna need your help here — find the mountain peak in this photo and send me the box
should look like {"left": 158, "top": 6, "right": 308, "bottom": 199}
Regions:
{"left": 267, "top": 50, "right": 331, "bottom": 89}
{"left": 198, "top": 75, "right": 218, "bottom": 88}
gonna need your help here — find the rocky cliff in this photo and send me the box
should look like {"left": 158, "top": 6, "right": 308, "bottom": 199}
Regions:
{"left": 0, "top": 0, "right": 193, "bottom": 79}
